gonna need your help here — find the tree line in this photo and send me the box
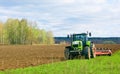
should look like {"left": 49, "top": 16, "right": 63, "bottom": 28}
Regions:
{"left": 0, "top": 18, "right": 54, "bottom": 45}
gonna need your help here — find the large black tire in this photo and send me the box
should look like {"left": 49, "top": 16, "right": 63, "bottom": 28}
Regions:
{"left": 64, "top": 48, "right": 70, "bottom": 60}
{"left": 84, "top": 46, "right": 91, "bottom": 59}
{"left": 91, "top": 48, "right": 96, "bottom": 58}
{"left": 90, "top": 43, "right": 96, "bottom": 58}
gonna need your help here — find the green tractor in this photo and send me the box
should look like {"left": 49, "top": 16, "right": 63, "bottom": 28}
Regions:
{"left": 64, "top": 33, "right": 96, "bottom": 59}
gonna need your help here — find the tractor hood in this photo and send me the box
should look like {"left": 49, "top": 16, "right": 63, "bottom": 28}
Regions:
{"left": 72, "top": 41, "right": 83, "bottom": 50}
{"left": 72, "top": 41, "right": 80, "bottom": 45}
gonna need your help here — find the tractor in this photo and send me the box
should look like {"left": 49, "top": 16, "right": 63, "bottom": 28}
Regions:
{"left": 64, "top": 33, "right": 96, "bottom": 59}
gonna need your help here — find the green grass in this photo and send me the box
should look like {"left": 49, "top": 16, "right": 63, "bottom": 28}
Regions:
{"left": 0, "top": 51, "right": 120, "bottom": 74}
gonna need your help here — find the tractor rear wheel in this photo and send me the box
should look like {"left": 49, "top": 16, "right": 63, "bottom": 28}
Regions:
{"left": 91, "top": 48, "right": 96, "bottom": 58}
{"left": 84, "top": 46, "right": 91, "bottom": 59}
{"left": 64, "top": 48, "right": 70, "bottom": 60}
{"left": 91, "top": 43, "right": 96, "bottom": 58}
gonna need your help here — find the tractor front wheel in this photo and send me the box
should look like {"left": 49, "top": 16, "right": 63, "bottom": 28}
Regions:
{"left": 64, "top": 48, "right": 70, "bottom": 60}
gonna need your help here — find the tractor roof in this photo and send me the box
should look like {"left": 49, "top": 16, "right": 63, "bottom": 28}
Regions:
{"left": 73, "top": 33, "right": 87, "bottom": 35}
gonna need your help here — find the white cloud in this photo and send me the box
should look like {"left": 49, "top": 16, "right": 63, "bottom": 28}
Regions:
{"left": 91, "top": 0, "right": 107, "bottom": 4}
{"left": 74, "top": 0, "right": 107, "bottom": 4}
{"left": 58, "top": 0, "right": 75, "bottom": 4}
{"left": 65, "top": 0, "right": 75, "bottom": 3}
{"left": 0, "top": 0, "right": 120, "bottom": 37}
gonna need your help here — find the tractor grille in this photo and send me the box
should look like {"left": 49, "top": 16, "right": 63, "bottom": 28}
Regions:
{"left": 73, "top": 44, "right": 78, "bottom": 47}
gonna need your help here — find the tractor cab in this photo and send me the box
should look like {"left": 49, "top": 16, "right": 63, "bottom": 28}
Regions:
{"left": 73, "top": 33, "right": 88, "bottom": 42}
{"left": 70, "top": 33, "right": 91, "bottom": 50}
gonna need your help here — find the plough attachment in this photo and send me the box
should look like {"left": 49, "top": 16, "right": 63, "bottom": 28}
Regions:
{"left": 95, "top": 48, "right": 112, "bottom": 56}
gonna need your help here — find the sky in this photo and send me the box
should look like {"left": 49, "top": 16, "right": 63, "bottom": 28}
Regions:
{"left": 0, "top": 0, "right": 120, "bottom": 37}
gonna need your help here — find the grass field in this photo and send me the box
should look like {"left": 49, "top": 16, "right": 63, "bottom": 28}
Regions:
{"left": 0, "top": 50, "right": 120, "bottom": 74}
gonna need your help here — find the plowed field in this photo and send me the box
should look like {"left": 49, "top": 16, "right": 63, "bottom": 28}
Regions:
{"left": 0, "top": 44, "right": 119, "bottom": 70}
{"left": 95, "top": 44, "right": 120, "bottom": 53}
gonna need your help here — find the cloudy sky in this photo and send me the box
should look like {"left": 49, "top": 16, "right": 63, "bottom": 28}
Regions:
{"left": 0, "top": 0, "right": 120, "bottom": 37}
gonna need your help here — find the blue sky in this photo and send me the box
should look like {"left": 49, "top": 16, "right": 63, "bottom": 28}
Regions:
{"left": 0, "top": 0, "right": 120, "bottom": 37}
